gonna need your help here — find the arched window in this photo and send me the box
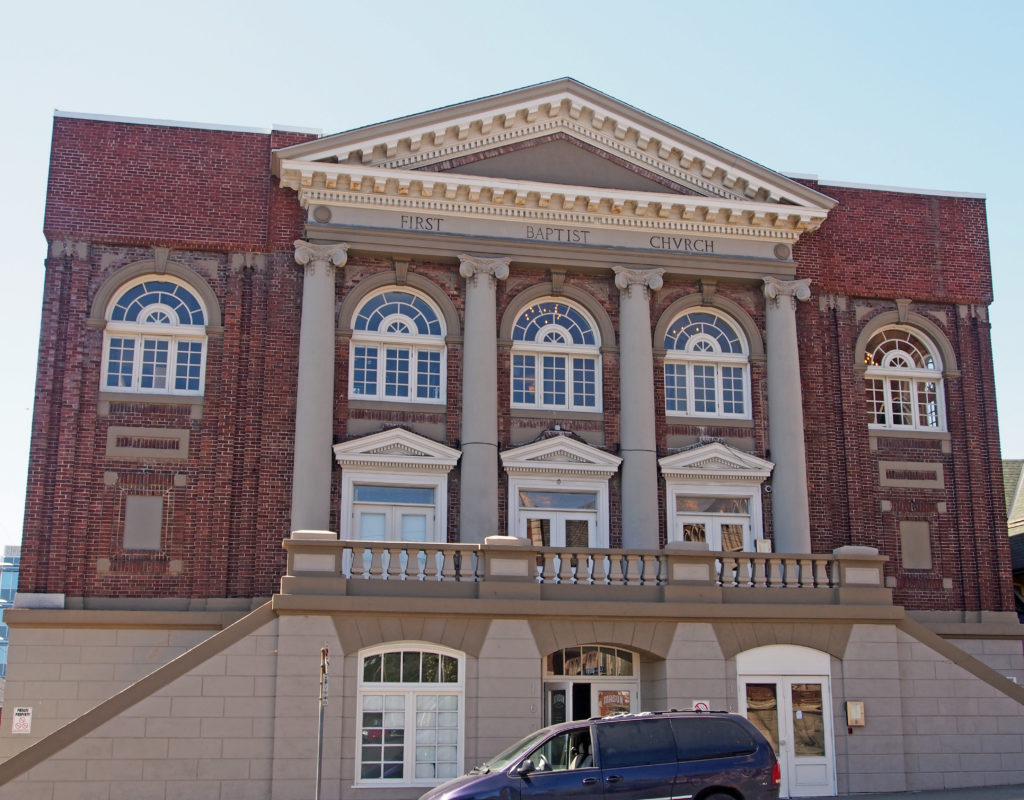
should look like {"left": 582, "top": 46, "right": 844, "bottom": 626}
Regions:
{"left": 357, "top": 644, "right": 464, "bottom": 786}
{"left": 864, "top": 326, "right": 944, "bottom": 430}
{"left": 102, "top": 277, "right": 208, "bottom": 395}
{"left": 663, "top": 309, "right": 750, "bottom": 418}
{"left": 510, "top": 299, "right": 601, "bottom": 411}
{"left": 350, "top": 289, "right": 446, "bottom": 403}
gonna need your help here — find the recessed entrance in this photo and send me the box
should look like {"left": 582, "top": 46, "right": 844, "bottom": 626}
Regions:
{"left": 737, "top": 645, "right": 836, "bottom": 798}
{"left": 543, "top": 645, "right": 639, "bottom": 724}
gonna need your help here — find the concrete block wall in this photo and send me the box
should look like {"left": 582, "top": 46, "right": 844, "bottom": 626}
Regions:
{"left": 895, "top": 629, "right": 1024, "bottom": 790}
{"left": 0, "top": 625, "right": 215, "bottom": 762}
{"left": 0, "top": 617, "right": 280, "bottom": 800}
{"left": 946, "top": 637, "right": 1024, "bottom": 685}
{"left": 656, "top": 623, "right": 730, "bottom": 712}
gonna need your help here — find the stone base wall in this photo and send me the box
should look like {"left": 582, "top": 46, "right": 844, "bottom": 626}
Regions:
{"left": 0, "top": 610, "right": 1021, "bottom": 799}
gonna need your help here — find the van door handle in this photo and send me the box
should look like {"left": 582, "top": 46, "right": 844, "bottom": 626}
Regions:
{"left": 606, "top": 775, "right": 623, "bottom": 783}
{"left": 582, "top": 777, "right": 597, "bottom": 785}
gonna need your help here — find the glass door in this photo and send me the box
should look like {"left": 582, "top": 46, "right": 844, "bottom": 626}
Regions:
{"left": 743, "top": 678, "right": 834, "bottom": 798}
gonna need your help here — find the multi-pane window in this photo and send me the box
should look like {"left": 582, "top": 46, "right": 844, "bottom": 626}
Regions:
{"left": 102, "top": 279, "right": 208, "bottom": 395}
{"left": 674, "top": 495, "right": 751, "bottom": 551}
{"left": 358, "top": 646, "right": 463, "bottom": 786}
{"left": 864, "top": 327, "right": 944, "bottom": 430}
{"left": 664, "top": 310, "right": 749, "bottom": 418}
{"left": 511, "top": 300, "right": 601, "bottom": 412}
{"left": 350, "top": 290, "right": 446, "bottom": 403}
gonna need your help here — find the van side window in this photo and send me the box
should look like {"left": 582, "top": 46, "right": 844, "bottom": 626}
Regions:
{"left": 595, "top": 719, "right": 675, "bottom": 769}
{"left": 670, "top": 717, "right": 757, "bottom": 760}
{"left": 527, "top": 727, "right": 592, "bottom": 772}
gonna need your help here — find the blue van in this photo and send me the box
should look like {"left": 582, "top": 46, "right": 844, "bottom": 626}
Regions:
{"left": 418, "top": 710, "right": 780, "bottom": 800}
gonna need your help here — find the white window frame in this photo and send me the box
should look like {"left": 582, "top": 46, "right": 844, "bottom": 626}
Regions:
{"left": 501, "top": 436, "right": 622, "bottom": 549}
{"left": 659, "top": 443, "right": 774, "bottom": 552}
{"left": 344, "top": 473, "right": 446, "bottom": 543}
{"left": 510, "top": 300, "right": 603, "bottom": 413}
{"left": 333, "top": 429, "right": 461, "bottom": 544}
{"left": 101, "top": 277, "right": 208, "bottom": 396}
{"left": 864, "top": 326, "right": 946, "bottom": 432}
{"left": 663, "top": 309, "right": 751, "bottom": 420}
{"left": 356, "top": 643, "right": 465, "bottom": 788}
{"left": 670, "top": 490, "right": 758, "bottom": 551}
{"left": 514, "top": 485, "right": 603, "bottom": 548}
{"left": 349, "top": 289, "right": 447, "bottom": 405}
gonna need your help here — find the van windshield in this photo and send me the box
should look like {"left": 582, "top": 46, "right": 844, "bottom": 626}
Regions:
{"left": 476, "top": 729, "right": 553, "bottom": 773}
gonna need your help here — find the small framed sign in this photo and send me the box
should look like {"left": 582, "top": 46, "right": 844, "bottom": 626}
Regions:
{"left": 846, "top": 701, "right": 865, "bottom": 727}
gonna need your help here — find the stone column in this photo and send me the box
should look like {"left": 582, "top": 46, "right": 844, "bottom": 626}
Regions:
{"left": 290, "top": 240, "right": 349, "bottom": 533}
{"left": 613, "top": 266, "right": 664, "bottom": 549}
{"left": 762, "top": 276, "right": 812, "bottom": 553}
{"left": 458, "top": 255, "right": 510, "bottom": 543}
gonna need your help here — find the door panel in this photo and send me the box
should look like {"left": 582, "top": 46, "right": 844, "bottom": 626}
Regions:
{"left": 743, "top": 677, "right": 834, "bottom": 798}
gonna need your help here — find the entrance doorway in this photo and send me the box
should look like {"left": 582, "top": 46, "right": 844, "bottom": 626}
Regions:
{"left": 737, "top": 646, "right": 836, "bottom": 798}
{"left": 543, "top": 645, "right": 639, "bottom": 725}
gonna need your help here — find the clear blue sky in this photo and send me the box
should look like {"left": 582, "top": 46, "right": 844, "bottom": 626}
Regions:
{"left": 1, "top": 0, "right": 1021, "bottom": 548}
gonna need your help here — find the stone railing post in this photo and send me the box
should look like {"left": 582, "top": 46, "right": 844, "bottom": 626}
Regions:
{"left": 763, "top": 276, "right": 812, "bottom": 553}
{"left": 291, "top": 240, "right": 348, "bottom": 533}
{"left": 613, "top": 266, "right": 664, "bottom": 549}
{"left": 459, "top": 255, "right": 510, "bottom": 543}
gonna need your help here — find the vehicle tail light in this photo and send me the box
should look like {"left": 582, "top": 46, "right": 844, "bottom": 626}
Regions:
{"left": 772, "top": 760, "right": 781, "bottom": 786}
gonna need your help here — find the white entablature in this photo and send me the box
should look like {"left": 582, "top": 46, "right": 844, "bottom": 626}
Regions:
{"left": 500, "top": 434, "right": 622, "bottom": 480}
{"left": 658, "top": 441, "right": 774, "bottom": 482}
{"left": 272, "top": 79, "right": 836, "bottom": 241}
{"left": 332, "top": 428, "right": 460, "bottom": 473}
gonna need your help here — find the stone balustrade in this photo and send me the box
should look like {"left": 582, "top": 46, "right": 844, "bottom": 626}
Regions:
{"left": 281, "top": 534, "right": 891, "bottom": 606}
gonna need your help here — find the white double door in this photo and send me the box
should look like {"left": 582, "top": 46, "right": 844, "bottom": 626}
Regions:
{"left": 740, "top": 675, "right": 835, "bottom": 798}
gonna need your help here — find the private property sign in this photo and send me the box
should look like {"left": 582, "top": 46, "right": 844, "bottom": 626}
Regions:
{"left": 11, "top": 707, "right": 31, "bottom": 734}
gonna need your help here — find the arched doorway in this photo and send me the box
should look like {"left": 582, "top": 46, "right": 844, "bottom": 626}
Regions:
{"left": 737, "top": 645, "right": 836, "bottom": 798}
{"left": 543, "top": 645, "right": 640, "bottom": 724}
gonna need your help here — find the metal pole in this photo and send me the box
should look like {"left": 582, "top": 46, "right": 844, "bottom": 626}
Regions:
{"left": 316, "top": 644, "right": 329, "bottom": 800}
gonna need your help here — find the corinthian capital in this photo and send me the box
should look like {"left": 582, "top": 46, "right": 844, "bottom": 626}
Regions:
{"left": 613, "top": 266, "right": 664, "bottom": 298}
{"left": 459, "top": 254, "right": 510, "bottom": 286}
{"left": 763, "top": 277, "right": 811, "bottom": 309}
{"left": 293, "top": 240, "right": 349, "bottom": 276}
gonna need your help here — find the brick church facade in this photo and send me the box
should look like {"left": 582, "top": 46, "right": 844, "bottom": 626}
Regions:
{"left": 1, "top": 80, "right": 1021, "bottom": 798}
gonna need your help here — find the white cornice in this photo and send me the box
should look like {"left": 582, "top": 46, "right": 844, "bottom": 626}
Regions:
{"left": 272, "top": 78, "right": 836, "bottom": 212}
{"left": 333, "top": 428, "right": 460, "bottom": 473}
{"left": 659, "top": 442, "right": 774, "bottom": 482}
{"left": 280, "top": 160, "right": 828, "bottom": 237}
{"left": 501, "top": 436, "right": 622, "bottom": 480}
{"left": 54, "top": 110, "right": 321, "bottom": 136}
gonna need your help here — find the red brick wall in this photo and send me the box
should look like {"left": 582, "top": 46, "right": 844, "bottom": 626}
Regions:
{"left": 20, "top": 118, "right": 1013, "bottom": 612}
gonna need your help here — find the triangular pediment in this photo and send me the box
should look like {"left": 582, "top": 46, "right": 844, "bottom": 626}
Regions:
{"left": 272, "top": 79, "right": 835, "bottom": 246}
{"left": 659, "top": 442, "right": 773, "bottom": 482}
{"left": 501, "top": 434, "right": 622, "bottom": 479}
{"left": 333, "top": 428, "right": 460, "bottom": 472}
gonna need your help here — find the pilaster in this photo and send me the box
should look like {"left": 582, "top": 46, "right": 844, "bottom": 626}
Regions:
{"left": 613, "top": 266, "right": 664, "bottom": 549}
{"left": 762, "top": 276, "right": 811, "bottom": 553}
{"left": 290, "top": 240, "right": 349, "bottom": 533}
{"left": 458, "top": 255, "right": 510, "bottom": 543}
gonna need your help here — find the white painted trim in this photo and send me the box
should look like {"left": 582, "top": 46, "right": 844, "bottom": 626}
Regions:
{"left": 54, "top": 109, "right": 321, "bottom": 136}
{"left": 817, "top": 179, "right": 985, "bottom": 199}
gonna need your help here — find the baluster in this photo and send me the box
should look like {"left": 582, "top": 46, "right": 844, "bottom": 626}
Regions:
{"left": 441, "top": 549, "right": 457, "bottom": 581}
{"left": 466, "top": 549, "right": 480, "bottom": 582}
{"left": 607, "top": 554, "right": 625, "bottom": 585}
{"left": 767, "top": 557, "right": 783, "bottom": 587}
{"left": 591, "top": 552, "right": 607, "bottom": 585}
{"left": 368, "top": 547, "right": 384, "bottom": 580}
{"left": 423, "top": 547, "right": 440, "bottom": 581}
{"left": 798, "top": 558, "right": 812, "bottom": 588}
{"left": 623, "top": 554, "right": 640, "bottom": 586}
{"left": 655, "top": 554, "right": 667, "bottom": 586}
{"left": 340, "top": 546, "right": 352, "bottom": 579}
{"left": 815, "top": 558, "right": 831, "bottom": 588}
{"left": 540, "top": 552, "right": 557, "bottom": 584}
{"left": 751, "top": 556, "right": 768, "bottom": 588}
{"left": 558, "top": 553, "right": 575, "bottom": 584}
{"left": 721, "top": 557, "right": 738, "bottom": 587}
{"left": 784, "top": 558, "right": 799, "bottom": 588}
{"left": 385, "top": 547, "right": 403, "bottom": 580}
{"left": 735, "top": 556, "right": 752, "bottom": 587}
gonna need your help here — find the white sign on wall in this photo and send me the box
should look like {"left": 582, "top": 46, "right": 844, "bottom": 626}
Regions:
{"left": 11, "top": 707, "right": 32, "bottom": 734}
